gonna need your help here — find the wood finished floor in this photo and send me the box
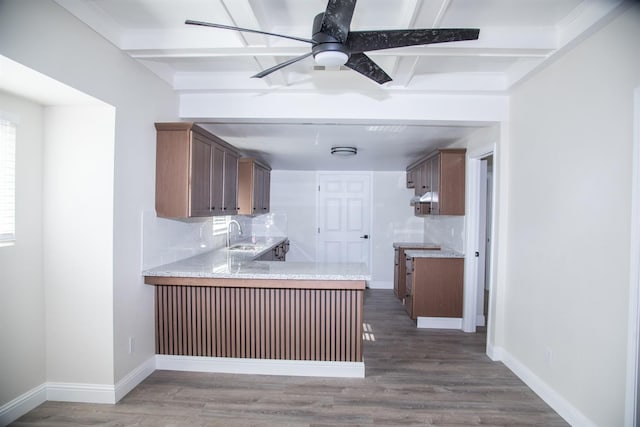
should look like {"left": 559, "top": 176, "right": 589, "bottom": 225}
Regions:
{"left": 12, "top": 290, "right": 567, "bottom": 426}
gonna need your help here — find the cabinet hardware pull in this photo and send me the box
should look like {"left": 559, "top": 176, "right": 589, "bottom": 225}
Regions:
{"left": 360, "top": 234, "right": 369, "bottom": 239}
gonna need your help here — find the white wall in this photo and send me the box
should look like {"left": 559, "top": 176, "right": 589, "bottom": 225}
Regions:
{"left": 269, "top": 171, "right": 318, "bottom": 262}
{"left": 371, "top": 172, "right": 423, "bottom": 288}
{"left": 501, "top": 5, "right": 640, "bottom": 426}
{"left": 0, "top": 91, "right": 45, "bottom": 405}
{"left": 270, "top": 170, "right": 421, "bottom": 287}
{"left": 43, "top": 105, "right": 115, "bottom": 384}
{"left": 0, "top": 0, "right": 179, "bottom": 402}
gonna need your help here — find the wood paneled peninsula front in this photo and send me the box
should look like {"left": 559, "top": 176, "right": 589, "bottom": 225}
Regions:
{"left": 143, "top": 237, "right": 369, "bottom": 377}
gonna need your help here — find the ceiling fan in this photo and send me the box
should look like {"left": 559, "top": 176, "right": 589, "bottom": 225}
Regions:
{"left": 186, "top": 0, "right": 479, "bottom": 85}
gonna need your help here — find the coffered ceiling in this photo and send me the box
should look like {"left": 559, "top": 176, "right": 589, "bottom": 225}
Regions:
{"left": 54, "top": 0, "right": 624, "bottom": 170}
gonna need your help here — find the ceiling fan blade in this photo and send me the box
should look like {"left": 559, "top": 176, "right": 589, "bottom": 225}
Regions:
{"left": 347, "top": 28, "right": 480, "bottom": 53}
{"left": 319, "top": 0, "right": 357, "bottom": 43}
{"left": 345, "top": 53, "right": 392, "bottom": 85}
{"left": 251, "top": 52, "right": 315, "bottom": 79}
{"left": 185, "top": 20, "right": 315, "bottom": 44}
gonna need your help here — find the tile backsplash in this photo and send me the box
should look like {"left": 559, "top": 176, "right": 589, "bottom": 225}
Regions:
{"left": 423, "top": 215, "right": 465, "bottom": 253}
{"left": 141, "top": 211, "right": 286, "bottom": 270}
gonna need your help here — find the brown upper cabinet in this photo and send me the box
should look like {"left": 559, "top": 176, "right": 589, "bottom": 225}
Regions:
{"left": 238, "top": 158, "right": 271, "bottom": 215}
{"left": 407, "top": 149, "right": 466, "bottom": 216}
{"left": 155, "top": 122, "right": 240, "bottom": 218}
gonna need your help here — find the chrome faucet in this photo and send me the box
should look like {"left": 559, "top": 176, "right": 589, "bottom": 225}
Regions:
{"left": 227, "top": 219, "right": 243, "bottom": 247}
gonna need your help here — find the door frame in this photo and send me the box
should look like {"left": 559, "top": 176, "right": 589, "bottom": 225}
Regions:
{"left": 315, "top": 171, "right": 373, "bottom": 275}
{"left": 463, "top": 144, "right": 497, "bottom": 334}
{"left": 625, "top": 86, "right": 640, "bottom": 427}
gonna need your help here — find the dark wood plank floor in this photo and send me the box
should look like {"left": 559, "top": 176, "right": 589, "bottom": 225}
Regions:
{"left": 12, "top": 290, "right": 567, "bottom": 426}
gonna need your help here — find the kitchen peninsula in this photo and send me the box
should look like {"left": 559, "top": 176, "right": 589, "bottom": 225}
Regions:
{"left": 143, "top": 237, "right": 369, "bottom": 378}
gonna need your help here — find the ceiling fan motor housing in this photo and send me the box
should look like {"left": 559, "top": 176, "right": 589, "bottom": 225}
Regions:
{"left": 311, "top": 12, "right": 350, "bottom": 60}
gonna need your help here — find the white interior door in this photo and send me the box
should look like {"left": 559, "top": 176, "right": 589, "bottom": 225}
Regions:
{"left": 317, "top": 173, "right": 371, "bottom": 268}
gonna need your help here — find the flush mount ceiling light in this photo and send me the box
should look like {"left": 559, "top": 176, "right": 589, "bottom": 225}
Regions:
{"left": 331, "top": 146, "right": 357, "bottom": 156}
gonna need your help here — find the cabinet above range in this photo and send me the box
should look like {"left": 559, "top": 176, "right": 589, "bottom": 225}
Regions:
{"left": 406, "top": 148, "right": 466, "bottom": 216}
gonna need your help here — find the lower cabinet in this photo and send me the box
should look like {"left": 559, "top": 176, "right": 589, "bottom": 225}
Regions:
{"left": 394, "top": 246, "right": 440, "bottom": 301}
{"left": 404, "top": 257, "right": 464, "bottom": 320}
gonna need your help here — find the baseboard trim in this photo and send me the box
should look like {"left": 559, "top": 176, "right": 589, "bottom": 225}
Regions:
{"left": 0, "top": 357, "right": 158, "bottom": 425}
{"left": 46, "top": 382, "right": 116, "bottom": 404}
{"left": 493, "top": 346, "right": 596, "bottom": 427}
{"left": 114, "top": 356, "right": 156, "bottom": 402}
{"left": 0, "top": 383, "right": 47, "bottom": 426}
{"left": 417, "top": 317, "right": 463, "bottom": 329}
{"left": 476, "top": 314, "right": 486, "bottom": 326}
{"left": 155, "top": 355, "right": 365, "bottom": 378}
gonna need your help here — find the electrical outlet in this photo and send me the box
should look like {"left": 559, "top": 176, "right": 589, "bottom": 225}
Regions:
{"left": 129, "top": 336, "right": 135, "bottom": 354}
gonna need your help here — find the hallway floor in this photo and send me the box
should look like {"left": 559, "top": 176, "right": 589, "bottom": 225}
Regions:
{"left": 12, "top": 290, "right": 567, "bottom": 426}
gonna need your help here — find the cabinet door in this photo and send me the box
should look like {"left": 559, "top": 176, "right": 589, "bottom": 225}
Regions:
{"left": 393, "top": 249, "right": 400, "bottom": 298}
{"left": 253, "top": 165, "right": 270, "bottom": 214}
{"left": 210, "top": 144, "right": 225, "bottom": 215}
{"left": 262, "top": 167, "right": 271, "bottom": 213}
{"left": 429, "top": 155, "right": 440, "bottom": 215}
{"left": 406, "top": 167, "right": 417, "bottom": 189}
{"left": 439, "top": 151, "right": 465, "bottom": 215}
{"left": 412, "top": 258, "right": 464, "bottom": 319}
{"left": 223, "top": 149, "right": 239, "bottom": 214}
{"left": 404, "top": 257, "right": 414, "bottom": 317}
{"left": 253, "top": 166, "right": 264, "bottom": 215}
{"left": 189, "top": 134, "right": 212, "bottom": 217}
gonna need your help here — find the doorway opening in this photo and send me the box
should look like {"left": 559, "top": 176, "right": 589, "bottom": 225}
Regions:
{"left": 463, "top": 146, "right": 496, "bottom": 335}
{"left": 477, "top": 155, "right": 494, "bottom": 331}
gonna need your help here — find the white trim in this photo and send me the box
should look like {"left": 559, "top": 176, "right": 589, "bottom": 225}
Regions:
{"left": 486, "top": 342, "right": 501, "bottom": 361}
{"left": 463, "top": 144, "right": 496, "bottom": 333}
{"left": 494, "top": 346, "right": 596, "bottom": 427}
{"left": 463, "top": 158, "right": 481, "bottom": 333}
{"left": 416, "top": 317, "right": 462, "bottom": 330}
{"left": 0, "top": 383, "right": 47, "bottom": 426}
{"left": 476, "top": 314, "right": 486, "bottom": 326}
{"left": 0, "top": 358, "right": 156, "bottom": 424}
{"left": 156, "top": 355, "right": 365, "bottom": 378}
{"left": 114, "top": 356, "right": 156, "bottom": 402}
{"left": 625, "top": 86, "right": 640, "bottom": 427}
{"left": 46, "top": 382, "right": 116, "bottom": 404}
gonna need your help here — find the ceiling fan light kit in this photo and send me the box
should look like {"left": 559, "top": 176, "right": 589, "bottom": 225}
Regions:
{"left": 186, "top": 0, "right": 479, "bottom": 85}
{"left": 314, "top": 50, "right": 349, "bottom": 67}
{"left": 331, "top": 146, "right": 357, "bottom": 156}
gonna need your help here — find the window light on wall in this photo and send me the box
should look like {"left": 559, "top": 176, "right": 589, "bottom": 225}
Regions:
{"left": 0, "top": 117, "right": 16, "bottom": 246}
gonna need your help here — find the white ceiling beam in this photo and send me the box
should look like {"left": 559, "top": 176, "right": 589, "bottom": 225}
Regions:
{"left": 389, "top": 0, "right": 422, "bottom": 86}
{"left": 121, "top": 26, "right": 557, "bottom": 54}
{"left": 210, "top": 0, "right": 289, "bottom": 86}
{"left": 220, "top": 0, "right": 261, "bottom": 46}
{"left": 128, "top": 46, "right": 550, "bottom": 62}
{"left": 432, "top": 0, "right": 452, "bottom": 27}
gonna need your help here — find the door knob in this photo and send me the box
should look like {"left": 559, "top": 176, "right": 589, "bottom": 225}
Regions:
{"left": 360, "top": 234, "right": 369, "bottom": 239}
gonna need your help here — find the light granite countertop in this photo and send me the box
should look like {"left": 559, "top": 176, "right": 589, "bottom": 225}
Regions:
{"left": 392, "top": 242, "right": 442, "bottom": 249}
{"left": 142, "top": 236, "right": 370, "bottom": 281}
{"left": 403, "top": 248, "right": 465, "bottom": 259}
